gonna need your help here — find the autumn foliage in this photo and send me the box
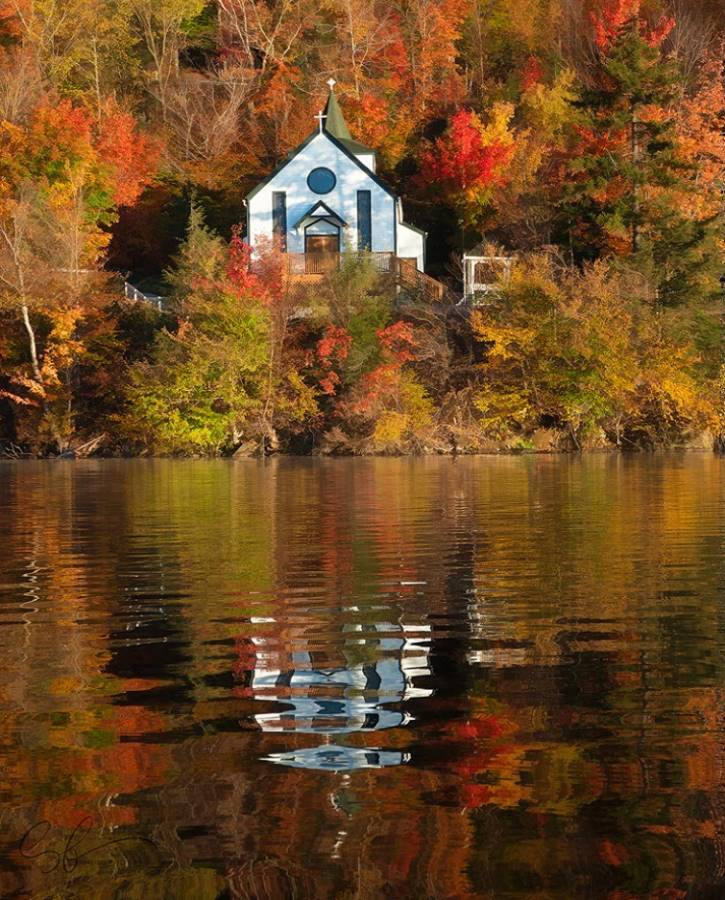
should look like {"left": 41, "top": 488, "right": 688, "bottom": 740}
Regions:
{"left": 420, "top": 109, "right": 512, "bottom": 226}
{"left": 316, "top": 325, "right": 353, "bottom": 396}
{"left": 0, "top": 0, "right": 722, "bottom": 455}
{"left": 590, "top": 0, "right": 675, "bottom": 51}
{"left": 97, "top": 108, "right": 162, "bottom": 208}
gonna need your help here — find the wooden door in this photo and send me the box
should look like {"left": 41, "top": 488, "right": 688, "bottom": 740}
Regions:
{"left": 305, "top": 234, "right": 339, "bottom": 273}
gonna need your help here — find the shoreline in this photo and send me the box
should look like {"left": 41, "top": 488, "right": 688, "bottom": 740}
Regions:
{"left": 2, "top": 446, "right": 721, "bottom": 462}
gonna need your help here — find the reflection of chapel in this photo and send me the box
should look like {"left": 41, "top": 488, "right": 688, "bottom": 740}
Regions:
{"left": 239, "top": 620, "right": 431, "bottom": 736}
{"left": 245, "top": 80, "right": 427, "bottom": 276}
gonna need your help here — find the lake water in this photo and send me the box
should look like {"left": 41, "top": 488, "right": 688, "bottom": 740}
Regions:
{"left": 0, "top": 455, "right": 722, "bottom": 899}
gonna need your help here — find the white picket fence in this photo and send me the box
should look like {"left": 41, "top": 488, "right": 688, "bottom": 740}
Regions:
{"left": 124, "top": 282, "right": 165, "bottom": 310}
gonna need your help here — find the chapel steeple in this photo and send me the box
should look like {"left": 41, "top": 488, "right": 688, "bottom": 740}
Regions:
{"left": 323, "top": 79, "right": 353, "bottom": 142}
{"left": 322, "top": 79, "right": 376, "bottom": 159}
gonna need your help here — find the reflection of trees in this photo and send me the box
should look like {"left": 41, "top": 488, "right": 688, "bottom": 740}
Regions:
{"left": 0, "top": 456, "right": 722, "bottom": 897}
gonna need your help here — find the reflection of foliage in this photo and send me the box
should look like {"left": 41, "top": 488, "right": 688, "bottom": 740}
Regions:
{"left": 1, "top": 455, "right": 723, "bottom": 896}
{"left": 442, "top": 707, "right": 606, "bottom": 818}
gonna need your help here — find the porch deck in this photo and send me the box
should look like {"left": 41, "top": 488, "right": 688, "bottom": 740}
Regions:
{"left": 284, "top": 252, "right": 447, "bottom": 302}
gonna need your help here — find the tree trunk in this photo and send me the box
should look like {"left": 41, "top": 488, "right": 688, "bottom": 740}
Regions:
{"left": 346, "top": 2, "right": 360, "bottom": 98}
{"left": 631, "top": 105, "right": 640, "bottom": 254}
{"left": 20, "top": 304, "right": 63, "bottom": 452}
{"left": 21, "top": 304, "right": 42, "bottom": 383}
{"left": 92, "top": 38, "right": 103, "bottom": 123}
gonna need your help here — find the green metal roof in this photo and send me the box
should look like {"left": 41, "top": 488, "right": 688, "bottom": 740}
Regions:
{"left": 324, "top": 89, "right": 375, "bottom": 156}
{"left": 323, "top": 90, "right": 352, "bottom": 141}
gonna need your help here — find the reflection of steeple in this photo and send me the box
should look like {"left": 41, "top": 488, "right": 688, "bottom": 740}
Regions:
{"left": 264, "top": 746, "right": 410, "bottom": 771}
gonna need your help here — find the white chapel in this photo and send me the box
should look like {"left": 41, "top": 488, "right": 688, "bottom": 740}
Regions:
{"left": 245, "top": 81, "right": 427, "bottom": 274}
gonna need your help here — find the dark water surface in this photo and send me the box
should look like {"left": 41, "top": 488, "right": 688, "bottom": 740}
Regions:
{"left": 0, "top": 456, "right": 722, "bottom": 899}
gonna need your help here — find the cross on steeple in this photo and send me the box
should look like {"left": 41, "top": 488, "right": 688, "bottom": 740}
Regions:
{"left": 327, "top": 78, "right": 337, "bottom": 91}
{"left": 314, "top": 109, "right": 327, "bottom": 133}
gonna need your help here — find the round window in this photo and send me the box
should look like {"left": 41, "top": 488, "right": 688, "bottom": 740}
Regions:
{"left": 307, "top": 167, "right": 336, "bottom": 194}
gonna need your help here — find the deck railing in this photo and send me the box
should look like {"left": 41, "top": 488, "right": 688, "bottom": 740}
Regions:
{"left": 124, "top": 281, "right": 165, "bottom": 311}
{"left": 394, "top": 256, "right": 445, "bottom": 302}
{"left": 285, "top": 252, "right": 446, "bottom": 301}
{"left": 462, "top": 256, "right": 513, "bottom": 300}
{"left": 286, "top": 251, "right": 396, "bottom": 276}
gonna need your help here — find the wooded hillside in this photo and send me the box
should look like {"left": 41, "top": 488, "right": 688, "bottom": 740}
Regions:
{"left": 0, "top": 1, "right": 722, "bottom": 455}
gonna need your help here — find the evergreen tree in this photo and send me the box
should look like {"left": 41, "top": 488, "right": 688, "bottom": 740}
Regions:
{"left": 559, "top": 13, "right": 722, "bottom": 306}
{"left": 164, "top": 200, "right": 227, "bottom": 307}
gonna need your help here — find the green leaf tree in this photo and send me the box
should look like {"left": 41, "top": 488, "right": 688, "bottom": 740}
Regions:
{"left": 124, "top": 206, "right": 270, "bottom": 454}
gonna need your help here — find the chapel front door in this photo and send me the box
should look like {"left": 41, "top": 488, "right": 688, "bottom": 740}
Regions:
{"left": 305, "top": 234, "right": 340, "bottom": 274}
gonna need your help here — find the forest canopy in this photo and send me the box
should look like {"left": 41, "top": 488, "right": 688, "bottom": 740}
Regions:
{"left": 0, "top": 0, "right": 722, "bottom": 456}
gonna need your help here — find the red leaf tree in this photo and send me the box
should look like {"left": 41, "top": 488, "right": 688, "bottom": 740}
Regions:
{"left": 419, "top": 109, "right": 511, "bottom": 227}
